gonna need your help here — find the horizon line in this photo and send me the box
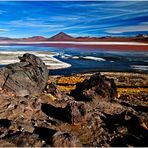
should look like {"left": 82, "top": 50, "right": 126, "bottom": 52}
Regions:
{"left": 0, "top": 32, "right": 147, "bottom": 39}
{"left": 0, "top": 41, "right": 148, "bottom": 46}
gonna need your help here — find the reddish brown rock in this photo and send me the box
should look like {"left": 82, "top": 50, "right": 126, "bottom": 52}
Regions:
{"left": 51, "top": 131, "right": 82, "bottom": 147}
{"left": 45, "top": 82, "right": 72, "bottom": 101}
{"left": 96, "top": 101, "right": 126, "bottom": 115}
{"left": 0, "top": 93, "right": 43, "bottom": 133}
{"left": 65, "top": 100, "right": 87, "bottom": 125}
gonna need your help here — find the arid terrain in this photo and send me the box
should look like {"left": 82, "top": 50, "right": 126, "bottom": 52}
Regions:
{"left": 48, "top": 72, "right": 148, "bottom": 146}
{"left": 0, "top": 53, "right": 147, "bottom": 147}
{"left": 0, "top": 0, "right": 148, "bottom": 146}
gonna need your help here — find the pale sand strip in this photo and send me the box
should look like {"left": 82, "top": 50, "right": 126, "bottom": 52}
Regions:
{"left": 0, "top": 51, "right": 71, "bottom": 69}
{"left": 0, "top": 41, "right": 148, "bottom": 45}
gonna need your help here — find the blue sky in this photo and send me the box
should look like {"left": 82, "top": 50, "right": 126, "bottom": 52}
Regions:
{"left": 0, "top": 1, "right": 148, "bottom": 38}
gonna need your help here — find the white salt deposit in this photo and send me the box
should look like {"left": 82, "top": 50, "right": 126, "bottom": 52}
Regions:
{"left": 0, "top": 51, "right": 71, "bottom": 69}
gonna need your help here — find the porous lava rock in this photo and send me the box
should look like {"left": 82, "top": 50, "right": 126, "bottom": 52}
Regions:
{"left": 51, "top": 131, "right": 82, "bottom": 147}
{"left": 0, "top": 53, "right": 48, "bottom": 96}
{"left": 71, "top": 72, "right": 117, "bottom": 102}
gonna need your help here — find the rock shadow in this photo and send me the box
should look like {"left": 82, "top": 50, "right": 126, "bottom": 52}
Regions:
{"left": 0, "top": 119, "right": 11, "bottom": 128}
{"left": 34, "top": 127, "right": 56, "bottom": 144}
{"left": 102, "top": 112, "right": 148, "bottom": 147}
{"left": 121, "top": 102, "right": 148, "bottom": 113}
{"left": 110, "top": 130, "right": 148, "bottom": 147}
{"left": 41, "top": 103, "right": 68, "bottom": 122}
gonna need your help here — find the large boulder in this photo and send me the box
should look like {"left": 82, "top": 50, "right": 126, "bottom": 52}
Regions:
{"left": 0, "top": 53, "right": 48, "bottom": 96}
{"left": 70, "top": 72, "right": 117, "bottom": 102}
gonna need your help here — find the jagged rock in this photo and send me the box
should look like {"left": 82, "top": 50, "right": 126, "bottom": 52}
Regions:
{"left": 0, "top": 53, "right": 48, "bottom": 96}
{"left": 51, "top": 131, "right": 82, "bottom": 147}
{"left": 45, "top": 82, "right": 72, "bottom": 101}
{"left": 71, "top": 72, "right": 117, "bottom": 102}
{"left": 0, "top": 93, "right": 44, "bottom": 133}
{"left": 65, "top": 100, "right": 87, "bottom": 125}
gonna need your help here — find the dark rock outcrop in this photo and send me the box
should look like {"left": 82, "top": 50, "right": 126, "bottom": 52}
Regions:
{"left": 51, "top": 131, "right": 82, "bottom": 147}
{"left": 71, "top": 72, "right": 117, "bottom": 102}
{"left": 0, "top": 53, "right": 48, "bottom": 96}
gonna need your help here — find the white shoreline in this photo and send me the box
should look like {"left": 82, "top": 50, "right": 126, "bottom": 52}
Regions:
{"left": 0, "top": 51, "right": 71, "bottom": 70}
{"left": 0, "top": 41, "right": 148, "bottom": 46}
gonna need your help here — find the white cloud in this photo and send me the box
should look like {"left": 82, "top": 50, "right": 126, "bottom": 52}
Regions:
{"left": 140, "top": 22, "right": 148, "bottom": 25}
{"left": 51, "top": 16, "right": 83, "bottom": 21}
{"left": 0, "top": 29, "right": 9, "bottom": 32}
{"left": 69, "top": 33, "right": 98, "bottom": 37}
{"left": 7, "top": 19, "right": 64, "bottom": 28}
{"left": 106, "top": 23, "right": 148, "bottom": 34}
{"left": 0, "top": 29, "right": 9, "bottom": 35}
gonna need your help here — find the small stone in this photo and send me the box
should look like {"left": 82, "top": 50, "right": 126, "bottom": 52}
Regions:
{"left": 52, "top": 131, "right": 82, "bottom": 147}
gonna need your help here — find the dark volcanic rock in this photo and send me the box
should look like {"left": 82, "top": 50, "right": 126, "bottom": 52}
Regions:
{"left": 0, "top": 53, "right": 48, "bottom": 96}
{"left": 51, "top": 131, "right": 82, "bottom": 147}
{"left": 71, "top": 72, "right": 117, "bottom": 102}
{"left": 65, "top": 100, "right": 87, "bottom": 125}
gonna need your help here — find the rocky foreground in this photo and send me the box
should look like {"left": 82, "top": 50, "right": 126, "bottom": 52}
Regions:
{"left": 0, "top": 53, "right": 148, "bottom": 147}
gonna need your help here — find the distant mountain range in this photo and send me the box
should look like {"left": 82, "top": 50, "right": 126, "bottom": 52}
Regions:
{"left": 0, "top": 32, "right": 148, "bottom": 43}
